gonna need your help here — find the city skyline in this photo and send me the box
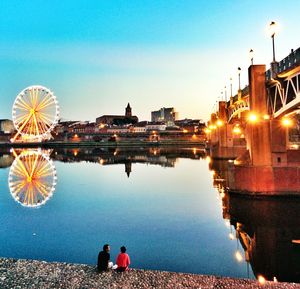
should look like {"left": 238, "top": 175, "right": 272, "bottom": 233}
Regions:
{"left": 0, "top": 0, "right": 300, "bottom": 122}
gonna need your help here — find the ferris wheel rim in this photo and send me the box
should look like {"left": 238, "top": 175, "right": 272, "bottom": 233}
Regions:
{"left": 12, "top": 85, "right": 60, "bottom": 139}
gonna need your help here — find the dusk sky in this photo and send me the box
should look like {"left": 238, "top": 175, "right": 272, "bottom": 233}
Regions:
{"left": 0, "top": 0, "right": 299, "bottom": 122}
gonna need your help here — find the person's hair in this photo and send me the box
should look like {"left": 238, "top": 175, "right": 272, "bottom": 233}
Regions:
{"left": 120, "top": 246, "right": 126, "bottom": 253}
{"left": 103, "top": 244, "right": 109, "bottom": 251}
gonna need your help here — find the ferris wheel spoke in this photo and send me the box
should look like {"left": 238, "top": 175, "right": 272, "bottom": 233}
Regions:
{"left": 18, "top": 97, "right": 32, "bottom": 111}
{"left": 35, "top": 181, "right": 50, "bottom": 198}
{"left": 36, "top": 92, "right": 52, "bottom": 111}
{"left": 32, "top": 113, "right": 40, "bottom": 136}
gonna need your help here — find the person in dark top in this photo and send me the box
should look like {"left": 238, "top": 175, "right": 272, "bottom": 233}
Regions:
{"left": 97, "top": 244, "right": 113, "bottom": 272}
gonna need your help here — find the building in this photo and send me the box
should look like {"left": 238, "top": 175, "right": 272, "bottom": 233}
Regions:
{"left": 151, "top": 107, "right": 178, "bottom": 124}
{"left": 145, "top": 122, "right": 167, "bottom": 131}
{"left": 96, "top": 103, "right": 138, "bottom": 126}
{"left": 0, "top": 119, "right": 15, "bottom": 133}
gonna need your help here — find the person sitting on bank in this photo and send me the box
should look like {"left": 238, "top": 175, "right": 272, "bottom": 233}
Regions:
{"left": 97, "top": 244, "right": 114, "bottom": 272}
{"left": 115, "top": 246, "right": 131, "bottom": 272}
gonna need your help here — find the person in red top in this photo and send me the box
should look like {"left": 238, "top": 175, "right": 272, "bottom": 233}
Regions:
{"left": 115, "top": 246, "right": 130, "bottom": 272}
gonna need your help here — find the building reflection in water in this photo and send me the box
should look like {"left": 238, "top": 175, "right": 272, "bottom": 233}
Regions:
{"left": 209, "top": 157, "right": 300, "bottom": 283}
{"left": 51, "top": 146, "right": 206, "bottom": 178}
{"left": 8, "top": 149, "right": 57, "bottom": 207}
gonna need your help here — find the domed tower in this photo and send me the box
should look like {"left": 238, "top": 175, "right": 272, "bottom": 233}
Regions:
{"left": 125, "top": 103, "right": 132, "bottom": 117}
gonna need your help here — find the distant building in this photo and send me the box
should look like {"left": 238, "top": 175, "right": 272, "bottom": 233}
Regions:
{"left": 0, "top": 119, "right": 15, "bottom": 133}
{"left": 151, "top": 107, "right": 178, "bottom": 125}
{"left": 96, "top": 103, "right": 138, "bottom": 126}
{"left": 145, "top": 122, "right": 167, "bottom": 131}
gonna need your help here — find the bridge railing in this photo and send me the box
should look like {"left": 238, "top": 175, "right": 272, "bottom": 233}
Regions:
{"left": 266, "top": 47, "right": 300, "bottom": 81}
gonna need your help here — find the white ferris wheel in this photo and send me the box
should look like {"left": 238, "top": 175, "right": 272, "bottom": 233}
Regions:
{"left": 12, "top": 85, "right": 60, "bottom": 142}
{"left": 8, "top": 149, "right": 57, "bottom": 207}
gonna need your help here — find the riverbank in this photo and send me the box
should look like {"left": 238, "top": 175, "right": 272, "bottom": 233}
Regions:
{"left": 0, "top": 258, "right": 299, "bottom": 289}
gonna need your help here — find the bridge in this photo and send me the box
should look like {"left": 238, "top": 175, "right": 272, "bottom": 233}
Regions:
{"left": 206, "top": 47, "right": 300, "bottom": 194}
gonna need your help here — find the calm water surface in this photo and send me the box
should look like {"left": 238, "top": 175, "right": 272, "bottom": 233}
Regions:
{"left": 0, "top": 147, "right": 254, "bottom": 278}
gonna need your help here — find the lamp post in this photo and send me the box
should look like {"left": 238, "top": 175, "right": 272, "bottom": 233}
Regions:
{"left": 224, "top": 86, "right": 227, "bottom": 102}
{"left": 237, "top": 67, "right": 241, "bottom": 91}
{"left": 249, "top": 49, "right": 254, "bottom": 65}
{"left": 269, "top": 21, "right": 277, "bottom": 62}
{"left": 230, "top": 77, "right": 233, "bottom": 97}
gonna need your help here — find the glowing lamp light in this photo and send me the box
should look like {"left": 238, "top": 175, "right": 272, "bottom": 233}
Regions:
{"left": 282, "top": 117, "right": 292, "bottom": 127}
{"left": 229, "top": 233, "right": 234, "bottom": 240}
{"left": 216, "top": 120, "right": 223, "bottom": 127}
{"left": 233, "top": 126, "right": 241, "bottom": 134}
{"left": 235, "top": 251, "right": 243, "bottom": 262}
{"left": 206, "top": 156, "right": 211, "bottom": 164}
{"left": 268, "top": 21, "right": 278, "bottom": 37}
{"left": 183, "top": 129, "right": 188, "bottom": 133}
{"left": 248, "top": 113, "right": 258, "bottom": 123}
{"left": 258, "top": 275, "right": 266, "bottom": 285}
{"left": 263, "top": 114, "right": 270, "bottom": 120}
{"left": 204, "top": 128, "right": 211, "bottom": 134}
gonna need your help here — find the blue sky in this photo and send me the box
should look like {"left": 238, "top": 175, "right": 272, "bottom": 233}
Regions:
{"left": 0, "top": 0, "right": 299, "bottom": 121}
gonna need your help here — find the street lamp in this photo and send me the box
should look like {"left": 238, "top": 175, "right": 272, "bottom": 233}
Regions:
{"left": 237, "top": 67, "right": 241, "bottom": 90}
{"left": 269, "top": 21, "right": 277, "bottom": 62}
{"left": 224, "top": 86, "right": 227, "bottom": 102}
{"left": 249, "top": 49, "right": 254, "bottom": 65}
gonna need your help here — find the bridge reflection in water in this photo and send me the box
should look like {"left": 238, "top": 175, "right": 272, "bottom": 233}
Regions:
{"left": 209, "top": 157, "right": 300, "bottom": 282}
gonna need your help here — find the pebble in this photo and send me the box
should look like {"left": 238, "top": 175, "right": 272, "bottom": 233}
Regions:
{"left": 0, "top": 257, "right": 299, "bottom": 288}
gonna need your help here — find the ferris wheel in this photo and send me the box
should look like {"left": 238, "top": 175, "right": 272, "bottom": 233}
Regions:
{"left": 12, "top": 85, "right": 60, "bottom": 142}
{"left": 8, "top": 149, "right": 57, "bottom": 207}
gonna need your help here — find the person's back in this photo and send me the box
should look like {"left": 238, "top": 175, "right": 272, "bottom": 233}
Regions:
{"left": 98, "top": 244, "right": 110, "bottom": 272}
{"left": 116, "top": 246, "right": 130, "bottom": 272}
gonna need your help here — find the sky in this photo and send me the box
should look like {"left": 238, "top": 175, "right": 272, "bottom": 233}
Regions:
{"left": 0, "top": 0, "right": 299, "bottom": 122}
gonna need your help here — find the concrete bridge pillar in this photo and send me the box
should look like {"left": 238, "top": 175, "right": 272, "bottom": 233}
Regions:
{"left": 246, "top": 65, "right": 272, "bottom": 166}
{"left": 246, "top": 64, "right": 287, "bottom": 167}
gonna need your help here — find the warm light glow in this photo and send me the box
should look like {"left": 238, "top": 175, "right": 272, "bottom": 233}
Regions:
{"left": 73, "top": 149, "right": 78, "bottom": 156}
{"left": 248, "top": 113, "right": 258, "bottom": 123}
{"left": 193, "top": 148, "right": 197, "bottom": 155}
{"left": 99, "top": 159, "right": 104, "bottom": 165}
{"left": 113, "top": 134, "right": 117, "bottom": 138}
{"left": 74, "top": 134, "right": 78, "bottom": 138}
{"left": 263, "top": 114, "right": 270, "bottom": 120}
{"left": 258, "top": 275, "right": 266, "bottom": 285}
{"left": 233, "top": 126, "right": 241, "bottom": 134}
{"left": 281, "top": 117, "right": 293, "bottom": 127}
{"left": 268, "top": 21, "right": 278, "bottom": 37}
{"left": 183, "top": 129, "right": 188, "bottom": 133}
{"left": 204, "top": 128, "right": 211, "bottom": 134}
{"left": 206, "top": 156, "right": 211, "bottom": 164}
{"left": 273, "top": 277, "right": 278, "bottom": 283}
{"left": 216, "top": 120, "right": 223, "bottom": 127}
{"left": 192, "top": 134, "right": 197, "bottom": 139}
{"left": 99, "top": 123, "right": 105, "bottom": 129}
{"left": 220, "top": 192, "right": 225, "bottom": 199}
{"left": 229, "top": 233, "right": 234, "bottom": 240}
{"left": 235, "top": 251, "right": 243, "bottom": 262}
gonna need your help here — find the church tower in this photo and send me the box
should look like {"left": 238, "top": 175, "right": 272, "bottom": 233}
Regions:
{"left": 125, "top": 103, "right": 132, "bottom": 117}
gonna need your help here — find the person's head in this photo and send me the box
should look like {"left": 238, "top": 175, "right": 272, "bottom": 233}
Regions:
{"left": 120, "top": 246, "right": 126, "bottom": 253}
{"left": 103, "top": 244, "right": 110, "bottom": 252}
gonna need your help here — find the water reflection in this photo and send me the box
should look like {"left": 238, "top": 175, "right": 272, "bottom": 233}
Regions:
{"left": 8, "top": 149, "right": 57, "bottom": 207}
{"left": 51, "top": 147, "right": 206, "bottom": 177}
{"left": 209, "top": 157, "right": 300, "bottom": 283}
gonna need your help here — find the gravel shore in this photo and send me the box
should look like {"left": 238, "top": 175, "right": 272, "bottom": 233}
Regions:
{"left": 0, "top": 258, "right": 299, "bottom": 289}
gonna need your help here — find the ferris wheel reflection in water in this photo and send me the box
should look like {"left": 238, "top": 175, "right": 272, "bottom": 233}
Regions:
{"left": 8, "top": 149, "right": 57, "bottom": 207}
